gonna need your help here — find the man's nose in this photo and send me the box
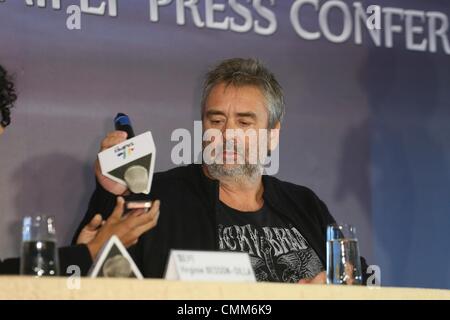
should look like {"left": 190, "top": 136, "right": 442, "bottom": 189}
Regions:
{"left": 222, "top": 121, "right": 238, "bottom": 144}
{"left": 222, "top": 119, "right": 239, "bottom": 137}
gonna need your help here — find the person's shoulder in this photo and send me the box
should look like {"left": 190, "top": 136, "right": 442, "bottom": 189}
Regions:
{"left": 149, "top": 164, "right": 206, "bottom": 200}
{"left": 265, "top": 175, "right": 320, "bottom": 200}
{"left": 265, "top": 175, "right": 332, "bottom": 220}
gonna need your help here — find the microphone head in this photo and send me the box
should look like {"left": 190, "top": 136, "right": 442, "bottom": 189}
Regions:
{"left": 102, "top": 254, "right": 133, "bottom": 278}
{"left": 124, "top": 165, "right": 149, "bottom": 194}
{"left": 114, "top": 113, "right": 135, "bottom": 138}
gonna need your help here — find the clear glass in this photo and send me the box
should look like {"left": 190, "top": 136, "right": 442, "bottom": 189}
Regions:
{"left": 20, "top": 215, "right": 59, "bottom": 277}
{"left": 326, "top": 223, "right": 362, "bottom": 285}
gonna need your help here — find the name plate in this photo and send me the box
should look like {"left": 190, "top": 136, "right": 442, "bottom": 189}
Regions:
{"left": 164, "top": 250, "right": 256, "bottom": 282}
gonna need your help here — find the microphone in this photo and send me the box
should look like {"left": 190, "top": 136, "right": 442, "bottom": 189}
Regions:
{"left": 114, "top": 113, "right": 135, "bottom": 139}
{"left": 97, "top": 113, "right": 156, "bottom": 194}
{"left": 114, "top": 113, "right": 146, "bottom": 193}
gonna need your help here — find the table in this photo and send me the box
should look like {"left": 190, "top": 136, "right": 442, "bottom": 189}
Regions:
{"left": 0, "top": 277, "right": 449, "bottom": 299}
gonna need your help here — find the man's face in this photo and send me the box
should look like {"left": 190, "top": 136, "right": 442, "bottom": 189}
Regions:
{"left": 202, "top": 82, "right": 272, "bottom": 179}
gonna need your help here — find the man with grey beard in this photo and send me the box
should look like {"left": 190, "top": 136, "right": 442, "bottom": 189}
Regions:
{"left": 74, "top": 58, "right": 368, "bottom": 283}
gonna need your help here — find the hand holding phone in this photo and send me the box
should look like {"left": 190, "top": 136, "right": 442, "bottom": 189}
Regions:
{"left": 125, "top": 200, "right": 152, "bottom": 213}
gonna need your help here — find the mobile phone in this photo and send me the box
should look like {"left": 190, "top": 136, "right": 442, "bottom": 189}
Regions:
{"left": 125, "top": 200, "right": 152, "bottom": 212}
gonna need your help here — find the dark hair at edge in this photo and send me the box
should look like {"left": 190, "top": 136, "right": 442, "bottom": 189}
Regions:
{"left": 0, "top": 64, "right": 17, "bottom": 128}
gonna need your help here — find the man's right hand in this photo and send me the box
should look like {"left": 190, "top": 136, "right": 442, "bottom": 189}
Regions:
{"left": 95, "top": 130, "right": 129, "bottom": 195}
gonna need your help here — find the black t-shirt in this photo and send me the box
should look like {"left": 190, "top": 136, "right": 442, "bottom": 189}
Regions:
{"left": 217, "top": 201, "right": 324, "bottom": 283}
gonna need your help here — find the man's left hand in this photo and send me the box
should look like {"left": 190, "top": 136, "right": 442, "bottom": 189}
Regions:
{"left": 298, "top": 271, "right": 326, "bottom": 284}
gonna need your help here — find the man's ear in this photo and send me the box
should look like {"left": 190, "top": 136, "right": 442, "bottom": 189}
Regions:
{"left": 268, "top": 122, "right": 281, "bottom": 153}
